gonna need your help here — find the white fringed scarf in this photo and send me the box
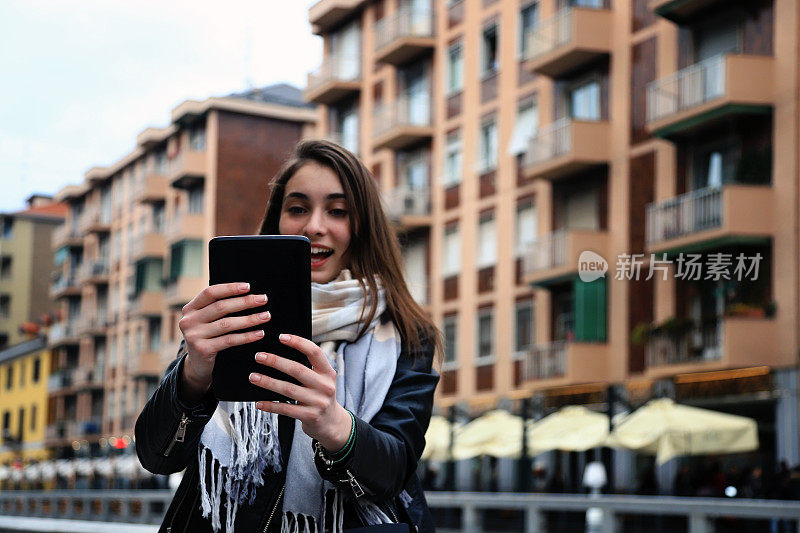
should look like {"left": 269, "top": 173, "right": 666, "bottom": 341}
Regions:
{"left": 197, "top": 270, "right": 403, "bottom": 532}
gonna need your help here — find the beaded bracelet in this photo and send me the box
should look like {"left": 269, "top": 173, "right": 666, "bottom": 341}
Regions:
{"left": 327, "top": 410, "right": 356, "bottom": 464}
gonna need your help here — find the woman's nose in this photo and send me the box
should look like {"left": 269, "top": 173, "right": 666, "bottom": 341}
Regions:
{"left": 304, "top": 209, "right": 326, "bottom": 236}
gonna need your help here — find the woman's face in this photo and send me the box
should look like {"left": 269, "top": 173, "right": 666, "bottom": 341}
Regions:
{"left": 278, "top": 162, "right": 352, "bottom": 284}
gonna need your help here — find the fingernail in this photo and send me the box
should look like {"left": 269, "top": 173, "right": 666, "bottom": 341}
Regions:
{"left": 249, "top": 373, "right": 262, "bottom": 384}
{"left": 255, "top": 330, "right": 265, "bottom": 337}
{"left": 255, "top": 352, "right": 266, "bottom": 362}
{"left": 279, "top": 334, "right": 290, "bottom": 342}
{"left": 255, "top": 294, "right": 267, "bottom": 303}
{"left": 258, "top": 311, "right": 271, "bottom": 320}
{"left": 256, "top": 402, "right": 263, "bottom": 409}
{"left": 239, "top": 283, "right": 250, "bottom": 292}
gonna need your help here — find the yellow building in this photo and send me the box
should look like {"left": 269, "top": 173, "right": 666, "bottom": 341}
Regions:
{"left": 0, "top": 336, "right": 51, "bottom": 481}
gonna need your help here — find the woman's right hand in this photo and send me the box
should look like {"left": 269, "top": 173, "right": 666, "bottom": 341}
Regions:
{"left": 177, "top": 282, "right": 271, "bottom": 402}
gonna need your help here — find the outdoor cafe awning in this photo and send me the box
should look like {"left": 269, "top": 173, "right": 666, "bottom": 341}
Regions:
{"left": 422, "top": 415, "right": 452, "bottom": 461}
{"left": 607, "top": 398, "right": 759, "bottom": 464}
{"left": 528, "top": 405, "right": 610, "bottom": 455}
{"left": 452, "top": 409, "right": 524, "bottom": 460}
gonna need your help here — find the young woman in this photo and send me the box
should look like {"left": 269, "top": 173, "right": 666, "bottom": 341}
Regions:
{"left": 135, "top": 140, "right": 441, "bottom": 533}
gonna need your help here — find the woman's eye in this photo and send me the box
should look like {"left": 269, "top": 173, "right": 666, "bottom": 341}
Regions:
{"left": 287, "top": 206, "right": 306, "bottom": 215}
{"left": 330, "top": 209, "right": 348, "bottom": 217}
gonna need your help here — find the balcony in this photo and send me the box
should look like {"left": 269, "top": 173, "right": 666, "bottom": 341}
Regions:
{"left": 67, "top": 418, "right": 102, "bottom": 440}
{"left": 644, "top": 316, "right": 785, "bottom": 379}
{"left": 49, "top": 321, "right": 79, "bottom": 348}
{"left": 645, "top": 185, "right": 773, "bottom": 256}
{"left": 383, "top": 187, "right": 431, "bottom": 229}
{"left": 523, "top": 340, "right": 610, "bottom": 387}
{"left": 165, "top": 276, "right": 206, "bottom": 308}
{"left": 166, "top": 212, "right": 205, "bottom": 243}
{"left": 47, "top": 368, "right": 75, "bottom": 392}
{"left": 78, "top": 208, "right": 111, "bottom": 234}
{"left": 373, "top": 97, "right": 433, "bottom": 151}
{"left": 304, "top": 56, "right": 361, "bottom": 105}
{"left": 75, "top": 313, "right": 108, "bottom": 337}
{"left": 76, "top": 259, "right": 109, "bottom": 286}
{"left": 523, "top": 119, "right": 611, "bottom": 180}
{"left": 168, "top": 150, "right": 206, "bottom": 189}
{"left": 132, "top": 232, "right": 166, "bottom": 261}
{"left": 50, "top": 272, "right": 81, "bottom": 299}
{"left": 129, "top": 290, "right": 163, "bottom": 317}
{"left": 45, "top": 421, "right": 68, "bottom": 444}
{"left": 130, "top": 351, "right": 162, "bottom": 378}
{"left": 134, "top": 173, "right": 168, "bottom": 203}
{"left": 73, "top": 367, "right": 105, "bottom": 391}
{"left": 524, "top": 6, "right": 612, "bottom": 78}
{"left": 309, "top": 0, "right": 367, "bottom": 34}
{"left": 646, "top": 54, "right": 774, "bottom": 139}
{"left": 522, "top": 228, "right": 610, "bottom": 287}
{"left": 325, "top": 131, "right": 359, "bottom": 155}
{"left": 374, "top": 8, "right": 434, "bottom": 66}
{"left": 650, "top": 0, "right": 726, "bottom": 23}
{"left": 52, "top": 225, "right": 83, "bottom": 250}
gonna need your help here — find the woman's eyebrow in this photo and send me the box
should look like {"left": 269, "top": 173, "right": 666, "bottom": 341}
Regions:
{"left": 285, "top": 192, "right": 345, "bottom": 200}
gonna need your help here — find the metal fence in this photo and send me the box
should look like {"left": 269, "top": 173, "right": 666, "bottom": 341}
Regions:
{"left": 0, "top": 490, "right": 798, "bottom": 532}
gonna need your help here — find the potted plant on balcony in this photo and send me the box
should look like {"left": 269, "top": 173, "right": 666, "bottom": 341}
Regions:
{"left": 660, "top": 316, "right": 695, "bottom": 338}
{"left": 725, "top": 302, "right": 766, "bottom": 318}
{"left": 631, "top": 322, "right": 653, "bottom": 346}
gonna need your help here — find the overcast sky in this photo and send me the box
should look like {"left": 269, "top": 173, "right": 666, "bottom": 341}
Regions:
{"left": 0, "top": 0, "right": 322, "bottom": 212}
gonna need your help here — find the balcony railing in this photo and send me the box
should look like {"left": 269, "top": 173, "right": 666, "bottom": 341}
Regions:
{"left": 527, "top": 7, "right": 576, "bottom": 61}
{"left": 384, "top": 187, "right": 431, "bottom": 220}
{"left": 73, "top": 366, "right": 105, "bottom": 389}
{"left": 76, "top": 259, "right": 109, "bottom": 284}
{"left": 49, "top": 321, "right": 78, "bottom": 344}
{"left": 523, "top": 118, "right": 573, "bottom": 168}
{"left": 67, "top": 418, "right": 102, "bottom": 439}
{"left": 646, "top": 319, "right": 722, "bottom": 368}
{"left": 373, "top": 96, "right": 432, "bottom": 138}
{"left": 374, "top": 8, "right": 434, "bottom": 64}
{"left": 647, "top": 54, "right": 726, "bottom": 123}
{"left": 307, "top": 55, "right": 361, "bottom": 92}
{"left": 522, "top": 229, "right": 567, "bottom": 275}
{"left": 52, "top": 225, "right": 83, "bottom": 249}
{"left": 523, "top": 341, "right": 568, "bottom": 381}
{"left": 646, "top": 187, "right": 722, "bottom": 245}
{"left": 47, "top": 368, "right": 75, "bottom": 390}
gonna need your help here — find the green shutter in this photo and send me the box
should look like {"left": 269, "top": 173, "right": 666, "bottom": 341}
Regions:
{"left": 573, "top": 276, "right": 607, "bottom": 342}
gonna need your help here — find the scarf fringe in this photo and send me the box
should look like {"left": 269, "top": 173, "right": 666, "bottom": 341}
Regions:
{"left": 281, "top": 512, "right": 317, "bottom": 533}
{"left": 199, "top": 402, "right": 282, "bottom": 531}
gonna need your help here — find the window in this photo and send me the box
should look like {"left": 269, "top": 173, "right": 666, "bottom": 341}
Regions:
{"left": 508, "top": 99, "right": 539, "bottom": 156}
{"left": 476, "top": 213, "right": 497, "bottom": 268}
{"left": 331, "top": 101, "right": 360, "bottom": 154}
{"left": 33, "top": 358, "right": 41, "bottom": 383}
{"left": 19, "top": 360, "right": 24, "bottom": 388}
{"left": 135, "top": 259, "right": 164, "bottom": 295}
{"left": 2, "top": 411, "right": 9, "bottom": 435}
{"left": 402, "top": 240, "right": 428, "bottom": 305}
{"left": 5, "top": 366, "right": 12, "bottom": 390}
{"left": 569, "top": 79, "right": 600, "bottom": 120}
{"left": 330, "top": 21, "right": 362, "bottom": 80}
{"left": 187, "top": 185, "right": 204, "bottom": 214}
{"left": 515, "top": 201, "right": 537, "bottom": 256}
{"left": 17, "top": 408, "right": 23, "bottom": 440}
{"left": 515, "top": 299, "right": 535, "bottom": 354}
{"left": 478, "top": 118, "right": 498, "bottom": 172}
{"left": 0, "top": 295, "right": 9, "bottom": 319}
{"left": 30, "top": 405, "right": 36, "bottom": 430}
{"left": 519, "top": 2, "right": 539, "bottom": 58}
{"left": 152, "top": 203, "right": 165, "bottom": 233}
{"left": 1, "top": 217, "right": 12, "bottom": 240}
{"left": 481, "top": 24, "right": 499, "bottom": 75}
{"left": 153, "top": 151, "right": 168, "bottom": 175}
{"left": 148, "top": 318, "right": 162, "bottom": 352}
{"left": 447, "top": 41, "right": 463, "bottom": 94}
{"left": 443, "top": 315, "right": 458, "bottom": 367}
{"left": 443, "top": 131, "right": 462, "bottom": 187}
{"left": 0, "top": 256, "right": 11, "bottom": 280}
{"left": 169, "top": 240, "right": 203, "bottom": 281}
{"left": 189, "top": 127, "right": 206, "bottom": 151}
{"left": 442, "top": 225, "right": 461, "bottom": 277}
{"left": 476, "top": 308, "right": 494, "bottom": 360}
{"left": 691, "top": 141, "right": 738, "bottom": 190}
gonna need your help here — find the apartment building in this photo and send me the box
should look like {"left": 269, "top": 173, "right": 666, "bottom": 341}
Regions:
{"left": 47, "top": 84, "right": 316, "bottom": 461}
{"left": 0, "top": 196, "right": 66, "bottom": 349}
{"left": 306, "top": 0, "right": 799, "bottom": 491}
{"left": 0, "top": 336, "right": 51, "bottom": 488}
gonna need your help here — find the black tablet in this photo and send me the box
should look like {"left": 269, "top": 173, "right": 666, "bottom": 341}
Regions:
{"left": 208, "top": 235, "right": 311, "bottom": 402}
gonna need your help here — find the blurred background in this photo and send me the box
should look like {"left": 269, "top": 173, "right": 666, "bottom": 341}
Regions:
{"left": 1, "top": 0, "right": 799, "bottom": 531}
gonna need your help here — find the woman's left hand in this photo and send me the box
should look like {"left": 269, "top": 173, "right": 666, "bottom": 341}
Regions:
{"left": 250, "top": 334, "right": 352, "bottom": 452}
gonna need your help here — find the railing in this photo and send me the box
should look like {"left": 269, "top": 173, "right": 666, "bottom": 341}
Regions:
{"left": 49, "top": 322, "right": 78, "bottom": 344}
{"left": 73, "top": 367, "right": 105, "bottom": 389}
{"left": 53, "top": 225, "right": 82, "bottom": 246}
{"left": 523, "top": 118, "right": 573, "bottom": 168}
{"left": 373, "top": 96, "right": 432, "bottom": 138}
{"left": 375, "top": 8, "right": 434, "bottom": 50}
{"left": 324, "top": 131, "right": 359, "bottom": 154}
{"left": 521, "top": 229, "right": 567, "bottom": 275}
{"left": 66, "top": 419, "right": 102, "bottom": 440}
{"left": 2, "top": 491, "right": 796, "bottom": 532}
{"left": 646, "top": 187, "right": 722, "bottom": 245}
{"left": 384, "top": 187, "right": 431, "bottom": 219}
{"left": 646, "top": 320, "right": 722, "bottom": 368}
{"left": 525, "top": 7, "right": 581, "bottom": 61}
{"left": 523, "top": 340, "right": 567, "bottom": 380}
{"left": 51, "top": 272, "right": 78, "bottom": 295}
{"left": 47, "top": 368, "right": 75, "bottom": 390}
{"left": 307, "top": 55, "right": 361, "bottom": 91}
{"left": 647, "top": 53, "right": 726, "bottom": 123}
{"left": 76, "top": 260, "right": 109, "bottom": 284}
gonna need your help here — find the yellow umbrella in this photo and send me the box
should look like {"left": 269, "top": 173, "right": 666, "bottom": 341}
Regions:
{"left": 452, "top": 409, "right": 523, "bottom": 460}
{"left": 527, "top": 405, "right": 610, "bottom": 455}
{"left": 422, "top": 415, "right": 452, "bottom": 461}
{"left": 608, "top": 398, "right": 759, "bottom": 465}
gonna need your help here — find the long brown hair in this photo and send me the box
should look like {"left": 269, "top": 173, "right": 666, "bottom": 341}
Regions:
{"left": 259, "top": 140, "right": 441, "bottom": 361}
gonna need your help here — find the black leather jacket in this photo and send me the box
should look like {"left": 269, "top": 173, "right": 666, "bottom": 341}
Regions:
{"left": 135, "top": 333, "right": 439, "bottom": 532}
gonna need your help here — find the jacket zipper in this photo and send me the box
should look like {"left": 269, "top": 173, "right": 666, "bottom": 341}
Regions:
{"left": 345, "top": 469, "right": 365, "bottom": 498}
{"left": 262, "top": 483, "right": 285, "bottom": 533}
{"left": 163, "top": 413, "right": 189, "bottom": 456}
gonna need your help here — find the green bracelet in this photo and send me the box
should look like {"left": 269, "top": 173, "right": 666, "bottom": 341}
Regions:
{"left": 329, "top": 410, "right": 356, "bottom": 463}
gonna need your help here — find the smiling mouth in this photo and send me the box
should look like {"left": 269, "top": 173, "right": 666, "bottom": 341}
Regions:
{"left": 310, "top": 247, "right": 334, "bottom": 265}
